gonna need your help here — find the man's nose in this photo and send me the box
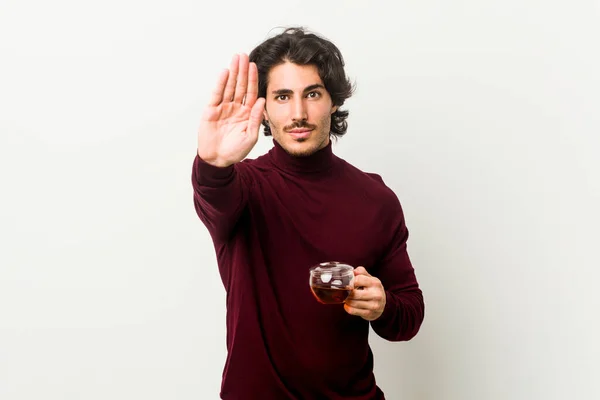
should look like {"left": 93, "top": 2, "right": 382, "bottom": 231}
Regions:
{"left": 291, "top": 98, "right": 308, "bottom": 122}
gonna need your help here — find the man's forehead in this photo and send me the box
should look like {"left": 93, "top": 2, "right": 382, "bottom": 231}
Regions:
{"left": 266, "top": 62, "right": 323, "bottom": 90}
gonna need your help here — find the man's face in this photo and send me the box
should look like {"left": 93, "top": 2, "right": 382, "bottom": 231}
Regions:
{"left": 263, "top": 62, "right": 338, "bottom": 157}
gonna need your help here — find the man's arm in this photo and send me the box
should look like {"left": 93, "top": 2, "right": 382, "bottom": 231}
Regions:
{"left": 191, "top": 53, "right": 264, "bottom": 241}
{"left": 342, "top": 198, "right": 424, "bottom": 341}
{"left": 191, "top": 157, "right": 250, "bottom": 242}
{"left": 369, "top": 207, "right": 424, "bottom": 341}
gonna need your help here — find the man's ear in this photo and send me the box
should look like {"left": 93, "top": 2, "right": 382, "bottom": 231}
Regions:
{"left": 263, "top": 110, "right": 269, "bottom": 124}
{"left": 331, "top": 105, "right": 338, "bottom": 114}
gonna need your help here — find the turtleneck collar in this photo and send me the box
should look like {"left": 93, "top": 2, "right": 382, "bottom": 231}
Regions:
{"left": 268, "top": 139, "right": 338, "bottom": 174}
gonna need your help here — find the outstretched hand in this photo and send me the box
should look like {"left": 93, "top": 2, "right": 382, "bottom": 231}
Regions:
{"left": 197, "top": 53, "right": 266, "bottom": 167}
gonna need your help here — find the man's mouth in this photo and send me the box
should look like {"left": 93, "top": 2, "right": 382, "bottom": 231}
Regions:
{"left": 288, "top": 128, "right": 313, "bottom": 139}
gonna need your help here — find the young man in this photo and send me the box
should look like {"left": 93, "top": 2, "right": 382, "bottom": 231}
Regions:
{"left": 192, "top": 27, "right": 424, "bottom": 400}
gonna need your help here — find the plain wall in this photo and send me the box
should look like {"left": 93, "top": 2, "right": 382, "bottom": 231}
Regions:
{"left": 1, "top": 1, "right": 599, "bottom": 399}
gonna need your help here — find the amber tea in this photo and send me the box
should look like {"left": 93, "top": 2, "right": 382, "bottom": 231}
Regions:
{"left": 310, "top": 284, "right": 352, "bottom": 304}
{"left": 309, "top": 261, "right": 355, "bottom": 305}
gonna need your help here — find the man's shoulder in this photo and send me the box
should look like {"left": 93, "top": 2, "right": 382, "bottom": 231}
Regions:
{"left": 338, "top": 158, "right": 402, "bottom": 206}
{"left": 339, "top": 158, "right": 389, "bottom": 186}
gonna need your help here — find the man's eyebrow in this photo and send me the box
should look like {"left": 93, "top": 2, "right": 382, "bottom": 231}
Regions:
{"left": 271, "top": 84, "right": 326, "bottom": 96}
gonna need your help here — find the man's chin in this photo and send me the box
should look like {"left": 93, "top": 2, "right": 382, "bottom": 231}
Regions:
{"left": 274, "top": 133, "right": 329, "bottom": 157}
{"left": 283, "top": 140, "right": 318, "bottom": 157}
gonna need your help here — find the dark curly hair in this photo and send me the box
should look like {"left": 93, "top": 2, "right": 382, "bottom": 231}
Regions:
{"left": 249, "top": 27, "right": 355, "bottom": 138}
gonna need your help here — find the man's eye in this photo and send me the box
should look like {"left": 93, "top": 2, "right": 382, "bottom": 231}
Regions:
{"left": 307, "top": 92, "right": 320, "bottom": 98}
{"left": 276, "top": 95, "right": 288, "bottom": 101}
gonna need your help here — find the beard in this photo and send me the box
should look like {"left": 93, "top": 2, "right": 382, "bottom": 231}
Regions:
{"left": 269, "top": 118, "right": 331, "bottom": 157}
{"left": 282, "top": 132, "right": 328, "bottom": 157}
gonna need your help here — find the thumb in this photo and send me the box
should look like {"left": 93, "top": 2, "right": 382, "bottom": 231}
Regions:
{"left": 247, "top": 97, "right": 266, "bottom": 137}
{"left": 354, "top": 266, "right": 371, "bottom": 276}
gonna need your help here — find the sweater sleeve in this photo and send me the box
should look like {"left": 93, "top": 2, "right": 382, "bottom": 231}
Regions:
{"left": 369, "top": 201, "right": 425, "bottom": 342}
{"left": 191, "top": 154, "right": 251, "bottom": 243}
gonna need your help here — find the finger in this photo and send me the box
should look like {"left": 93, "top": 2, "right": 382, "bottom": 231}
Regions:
{"left": 353, "top": 274, "right": 376, "bottom": 289}
{"left": 207, "top": 69, "right": 229, "bottom": 107}
{"left": 233, "top": 53, "right": 249, "bottom": 104}
{"left": 222, "top": 54, "right": 239, "bottom": 103}
{"left": 344, "top": 303, "right": 373, "bottom": 318}
{"left": 244, "top": 62, "right": 259, "bottom": 107}
{"left": 348, "top": 284, "right": 385, "bottom": 301}
{"left": 347, "top": 287, "right": 375, "bottom": 301}
{"left": 354, "top": 266, "right": 371, "bottom": 277}
{"left": 247, "top": 97, "right": 266, "bottom": 137}
{"left": 344, "top": 299, "right": 376, "bottom": 310}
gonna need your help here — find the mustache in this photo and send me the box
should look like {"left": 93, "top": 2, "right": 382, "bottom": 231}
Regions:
{"left": 284, "top": 121, "right": 317, "bottom": 131}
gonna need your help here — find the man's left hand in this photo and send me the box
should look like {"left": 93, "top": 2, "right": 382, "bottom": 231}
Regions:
{"left": 344, "top": 266, "right": 386, "bottom": 321}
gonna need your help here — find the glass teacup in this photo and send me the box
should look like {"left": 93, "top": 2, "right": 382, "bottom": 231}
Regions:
{"left": 309, "top": 261, "right": 355, "bottom": 304}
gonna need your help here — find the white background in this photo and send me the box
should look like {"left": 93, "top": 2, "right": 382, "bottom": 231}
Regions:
{"left": 1, "top": 1, "right": 599, "bottom": 399}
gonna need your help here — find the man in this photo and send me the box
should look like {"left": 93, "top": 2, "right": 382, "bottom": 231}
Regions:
{"left": 192, "top": 27, "right": 424, "bottom": 399}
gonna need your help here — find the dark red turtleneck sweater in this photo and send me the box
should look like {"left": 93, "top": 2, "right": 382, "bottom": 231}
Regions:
{"left": 192, "top": 140, "right": 424, "bottom": 400}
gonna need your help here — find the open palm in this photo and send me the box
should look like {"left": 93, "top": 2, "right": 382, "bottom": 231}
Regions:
{"left": 197, "top": 53, "right": 266, "bottom": 167}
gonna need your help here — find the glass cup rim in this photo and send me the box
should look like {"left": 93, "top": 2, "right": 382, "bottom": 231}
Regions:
{"left": 309, "top": 261, "right": 354, "bottom": 275}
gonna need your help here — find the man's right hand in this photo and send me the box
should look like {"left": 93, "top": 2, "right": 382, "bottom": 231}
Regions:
{"left": 197, "top": 53, "right": 266, "bottom": 168}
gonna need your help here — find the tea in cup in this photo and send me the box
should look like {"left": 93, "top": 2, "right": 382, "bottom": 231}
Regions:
{"left": 309, "top": 261, "right": 355, "bottom": 304}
